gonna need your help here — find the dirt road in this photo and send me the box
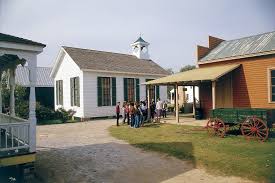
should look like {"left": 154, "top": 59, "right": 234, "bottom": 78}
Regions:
{"left": 36, "top": 120, "right": 253, "bottom": 183}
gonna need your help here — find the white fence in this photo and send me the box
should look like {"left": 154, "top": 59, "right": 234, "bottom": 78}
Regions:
{"left": 0, "top": 113, "right": 30, "bottom": 153}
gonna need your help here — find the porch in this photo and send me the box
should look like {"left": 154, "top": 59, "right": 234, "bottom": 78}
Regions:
{"left": 0, "top": 113, "right": 30, "bottom": 158}
{"left": 144, "top": 64, "right": 240, "bottom": 122}
{"left": 0, "top": 46, "right": 43, "bottom": 164}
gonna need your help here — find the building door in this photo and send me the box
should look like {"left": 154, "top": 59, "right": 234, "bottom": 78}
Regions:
{"left": 216, "top": 73, "right": 233, "bottom": 108}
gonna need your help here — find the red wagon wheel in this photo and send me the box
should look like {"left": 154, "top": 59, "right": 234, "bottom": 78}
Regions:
{"left": 241, "top": 116, "right": 269, "bottom": 142}
{"left": 207, "top": 118, "right": 226, "bottom": 138}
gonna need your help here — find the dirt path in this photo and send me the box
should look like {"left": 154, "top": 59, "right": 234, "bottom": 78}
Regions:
{"left": 36, "top": 120, "right": 254, "bottom": 183}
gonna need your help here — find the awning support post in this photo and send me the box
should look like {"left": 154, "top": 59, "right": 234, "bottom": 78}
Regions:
{"left": 9, "top": 68, "right": 16, "bottom": 117}
{"left": 193, "top": 86, "right": 196, "bottom": 118}
{"left": 212, "top": 81, "right": 216, "bottom": 109}
{"left": 147, "top": 86, "right": 151, "bottom": 121}
{"left": 175, "top": 83, "right": 179, "bottom": 123}
{"left": 0, "top": 70, "right": 2, "bottom": 113}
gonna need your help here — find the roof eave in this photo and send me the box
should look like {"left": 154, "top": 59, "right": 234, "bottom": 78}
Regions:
{"left": 198, "top": 49, "right": 275, "bottom": 65}
{"left": 81, "top": 68, "right": 168, "bottom": 77}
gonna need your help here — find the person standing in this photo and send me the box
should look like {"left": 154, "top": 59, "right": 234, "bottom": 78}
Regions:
{"left": 125, "top": 102, "right": 130, "bottom": 125}
{"left": 129, "top": 103, "right": 135, "bottom": 128}
{"left": 162, "top": 100, "right": 167, "bottom": 118}
{"left": 115, "top": 102, "right": 120, "bottom": 126}
{"left": 150, "top": 100, "right": 156, "bottom": 121}
{"left": 141, "top": 101, "right": 147, "bottom": 125}
{"left": 156, "top": 98, "right": 163, "bottom": 123}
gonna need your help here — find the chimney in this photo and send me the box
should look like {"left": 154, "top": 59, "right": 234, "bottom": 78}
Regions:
{"left": 208, "top": 36, "right": 224, "bottom": 49}
{"left": 197, "top": 45, "right": 210, "bottom": 60}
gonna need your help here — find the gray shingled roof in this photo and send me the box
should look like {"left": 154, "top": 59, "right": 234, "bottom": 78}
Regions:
{"left": 0, "top": 33, "right": 46, "bottom": 47}
{"left": 16, "top": 66, "right": 53, "bottom": 87}
{"left": 199, "top": 31, "right": 275, "bottom": 63}
{"left": 63, "top": 46, "right": 169, "bottom": 76}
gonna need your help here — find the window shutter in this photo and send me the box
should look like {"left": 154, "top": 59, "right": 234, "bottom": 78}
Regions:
{"left": 70, "top": 78, "right": 74, "bottom": 106}
{"left": 97, "top": 77, "right": 102, "bottom": 107}
{"left": 76, "top": 77, "right": 80, "bottom": 107}
{"left": 124, "top": 78, "right": 128, "bottom": 102}
{"left": 135, "top": 78, "right": 140, "bottom": 102}
{"left": 111, "top": 77, "right": 116, "bottom": 106}
{"left": 60, "top": 80, "right": 63, "bottom": 105}
{"left": 156, "top": 86, "right": 160, "bottom": 100}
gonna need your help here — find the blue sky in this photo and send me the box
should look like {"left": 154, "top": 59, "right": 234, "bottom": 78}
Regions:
{"left": 0, "top": 0, "right": 274, "bottom": 72}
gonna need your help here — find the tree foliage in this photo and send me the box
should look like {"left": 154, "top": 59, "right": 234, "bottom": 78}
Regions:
{"left": 180, "top": 65, "right": 196, "bottom": 72}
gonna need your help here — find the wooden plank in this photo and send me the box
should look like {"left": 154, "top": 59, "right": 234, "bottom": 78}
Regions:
{"left": 0, "top": 153, "right": 35, "bottom": 167}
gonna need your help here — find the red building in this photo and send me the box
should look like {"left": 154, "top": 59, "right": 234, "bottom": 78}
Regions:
{"left": 198, "top": 31, "right": 275, "bottom": 117}
{"left": 146, "top": 31, "right": 275, "bottom": 120}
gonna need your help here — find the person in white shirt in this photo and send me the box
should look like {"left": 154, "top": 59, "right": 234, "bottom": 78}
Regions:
{"left": 156, "top": 98, "right": 163, "bottom": 123}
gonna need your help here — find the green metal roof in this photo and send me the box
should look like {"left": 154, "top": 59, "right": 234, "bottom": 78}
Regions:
{"left": 134, "top": 37, "right": 148, "bottom": 44}
{"left": 199, "top": 31, "right": 275, "bottom": 63}
{"left": 0, "top": 33, "right": 46, "bottom": 47}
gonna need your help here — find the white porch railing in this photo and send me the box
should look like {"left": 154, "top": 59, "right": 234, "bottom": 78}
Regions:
{"left": 0, "top": 113, "right": 30, "bottom": 154}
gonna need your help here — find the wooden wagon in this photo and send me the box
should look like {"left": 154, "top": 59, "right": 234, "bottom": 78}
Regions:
{"left": 207, "top": 108, "right": 274, "bottom": 141}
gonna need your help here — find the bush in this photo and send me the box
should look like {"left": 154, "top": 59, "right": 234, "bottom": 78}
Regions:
{"left": 167, "top": 104, "right": 174, "bottom": 112}
{"left": 15, "top": 100, "right": 29, "bottom": 119}
{"left": 55, "top": 108, "right": 75, "bottom": 122}
{"left": 36, "top": 103, "right": 56, "bottom": 121}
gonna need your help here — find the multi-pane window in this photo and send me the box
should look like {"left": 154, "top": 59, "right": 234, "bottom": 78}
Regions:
{"left": 56, "top": 80, "right": 63, "bottom": 105}
{"left": 97, "top": 77, "right": 116, "bottom": 106}
{"left": 270, "top": 70, "right": 275, "bottom": 102}
{"left": 123, "top": 78, "right": 140, "bottom": 102}
{"left": 145, "top": 79, "right": 159, "bottom": 102}
{"left": 127, "top": 78, "right": 135, "bottom": 102}
{"left": 102, "top": 77, "right": 111, "bottom": 106}
{"left": 70, "top": 77, "right": 80, "bottom": 107}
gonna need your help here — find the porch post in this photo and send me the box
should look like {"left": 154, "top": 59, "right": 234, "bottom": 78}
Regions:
{"left": 9, "top": 68, "right": 16, "bottom": 116}
{"left": 28, "top": 56, "right": 37, "bottom": 152}
{"left": 147, "top": 86, "right": 151, "bottom": 121}
{"left": 212, "top": 81, "right": 216, "bottom": 109}
{"left": 192, "top": 86, "right": 196, "bottom": 117}
{"left": 175, "top": 83, "right": 179, "bottom": 123}
{"left": 0, "top": 70, "right": 2, "bottom": 113}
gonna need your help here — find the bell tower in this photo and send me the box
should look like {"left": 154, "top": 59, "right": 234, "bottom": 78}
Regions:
{"left": 131, "top": 37, "right": 150, "bottom": 60}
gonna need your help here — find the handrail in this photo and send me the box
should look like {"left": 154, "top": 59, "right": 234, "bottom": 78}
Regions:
{"left": 0, "top": 113, "right": 28, "bottom": 124}
{"left": 0, "top": 122, "right": 30, "bottom": 152}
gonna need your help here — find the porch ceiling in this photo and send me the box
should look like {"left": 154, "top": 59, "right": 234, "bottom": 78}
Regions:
{"left": 144, "top": 64, "right": 240, "bottom": 85}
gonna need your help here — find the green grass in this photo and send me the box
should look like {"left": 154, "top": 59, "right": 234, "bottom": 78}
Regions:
{"left": 109, "top": 123, "right": 275, "bottom": 182}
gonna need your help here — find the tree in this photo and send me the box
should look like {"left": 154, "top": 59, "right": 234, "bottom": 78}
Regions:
{"left": 180, "top": 65, "right": 196, "bottom": 72}
{"left": 166, "top": 68, "right": 174, "bottom": 75}
{"left": 166, "top": 68, "right": 174, "bottom": 100}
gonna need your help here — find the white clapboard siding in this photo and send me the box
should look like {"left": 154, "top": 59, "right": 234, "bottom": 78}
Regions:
{"left": 83, "top": 72, "right": 167, "bottom": 118}
{"left": 54, "top": 53, "right": 84, "bottom": 117}
{"left": 55, "top": 52, "right": 167, "bottom": 118}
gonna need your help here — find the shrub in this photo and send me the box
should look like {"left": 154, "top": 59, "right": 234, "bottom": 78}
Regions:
{"left": 55, "top": 108, "right": 75, "bottom": 122}
{"left": 36, "top": 103, "right": 56, "bottom": 121}
{"left": 167, "top": 104, "right": 174, "bottom": 112}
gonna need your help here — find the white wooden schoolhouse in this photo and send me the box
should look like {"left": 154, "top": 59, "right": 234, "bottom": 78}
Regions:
{"left": 50, "top": 37, "right": 169, "bottom": 119}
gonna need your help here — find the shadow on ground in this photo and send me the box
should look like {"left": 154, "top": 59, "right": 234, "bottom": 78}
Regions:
{"left": 35, "top": 142, "right": 195, "bottom": 183}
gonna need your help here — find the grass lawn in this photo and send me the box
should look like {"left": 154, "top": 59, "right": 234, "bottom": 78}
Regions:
{"left": 109, "top": 123, "right": 275, "bottom": 182}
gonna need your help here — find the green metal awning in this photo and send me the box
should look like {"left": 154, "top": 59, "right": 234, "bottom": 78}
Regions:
{"left": 144, "top": 64, "right": 240, "bottom": 85}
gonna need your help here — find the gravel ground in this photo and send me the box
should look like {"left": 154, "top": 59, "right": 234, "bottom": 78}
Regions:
{"left": 36, "top": 120, "right": 254, "bottom": 183}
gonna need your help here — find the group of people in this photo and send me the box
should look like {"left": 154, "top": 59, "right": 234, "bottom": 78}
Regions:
{"left": 115, "top": 98, "right": 168, "bottom": 127}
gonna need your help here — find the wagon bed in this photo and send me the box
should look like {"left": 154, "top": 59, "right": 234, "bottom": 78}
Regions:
{"left": 207, "top": 108, "right": 274, "bottom": 141}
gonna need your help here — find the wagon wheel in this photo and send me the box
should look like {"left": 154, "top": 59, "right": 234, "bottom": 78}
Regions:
{"left": 207, "top": 118, "right": 226, "bottom": 138}
{"left": 241, "top": 116, "right": 269, "bottom": 142}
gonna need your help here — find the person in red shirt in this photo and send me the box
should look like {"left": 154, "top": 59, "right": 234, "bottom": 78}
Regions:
{"left": 116, "top": 102, "right": 120, "bottom": 126}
